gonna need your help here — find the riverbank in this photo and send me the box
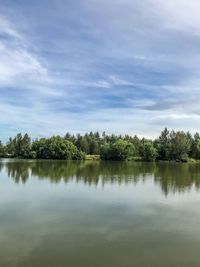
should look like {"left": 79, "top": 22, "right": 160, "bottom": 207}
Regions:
{"left": 1, "top": 155, "right": 200, "bottom": 163}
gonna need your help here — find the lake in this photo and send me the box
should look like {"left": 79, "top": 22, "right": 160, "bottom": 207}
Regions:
{"left": 1, "top": 159, "right": 200, "bottom": 267}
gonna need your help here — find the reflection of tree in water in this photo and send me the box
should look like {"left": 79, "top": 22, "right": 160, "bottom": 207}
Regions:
{"left": 0, "top": 161, "right": 4, "bottom": 172}
{"left": 154, "top": 163, "right": 200, "bottom": 196}
{"left": 3, "top": 160, "right": 200, "bottom": 195}
{"left": 5, "top": 160, "right": 31, "bottom": 184}
{"left": 75, "top": 161, "right": 155, "bottom": 186}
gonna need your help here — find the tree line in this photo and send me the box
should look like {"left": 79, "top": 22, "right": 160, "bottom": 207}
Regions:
{"left": 0, "top": 128, "right": 200, "bottom": 161}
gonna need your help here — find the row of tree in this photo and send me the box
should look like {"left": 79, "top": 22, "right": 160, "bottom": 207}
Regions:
{"left": 0, "top": 134, "right": 84, "bottom": 160}
{"left": 0, "top": 128, "right": 200, "bottom": 161}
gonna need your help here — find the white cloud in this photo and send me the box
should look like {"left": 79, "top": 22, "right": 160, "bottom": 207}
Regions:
{"left": 150, "top": 0, "right": 200, "bottom": 34}
{"left": 109, "top": 75, "right": 134, "bottom": 86}
{"left": 0, "top": 44, "right": 47, "bottom": 84}
{"left": 0, "top": 16, "right": 58, "bottom": 96}
{"left": 0, "top": 16, "right": 23, "bottom": 40}
{"left": 1, "top": 1, "right": 200, "bottom": 140}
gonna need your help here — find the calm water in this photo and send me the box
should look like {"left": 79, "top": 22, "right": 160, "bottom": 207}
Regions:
{"left": 1, "top": 159, "right": 200, "bottom": 267}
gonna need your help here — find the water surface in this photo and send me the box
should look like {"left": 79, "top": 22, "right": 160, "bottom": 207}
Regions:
{"left": 1, "top": 159, "right": 200, "bottom": 267}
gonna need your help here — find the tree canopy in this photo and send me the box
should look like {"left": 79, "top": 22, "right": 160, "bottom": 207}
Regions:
{"left": 100, "top": 139, "right": 135, "bottom": 161}
{"left": 1, "top": 128, "right": 200, "bottom": 162}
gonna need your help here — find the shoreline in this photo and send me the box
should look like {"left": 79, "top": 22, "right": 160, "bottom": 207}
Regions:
{"left": 1, "top": 156, "right": 200, "bottom": 163}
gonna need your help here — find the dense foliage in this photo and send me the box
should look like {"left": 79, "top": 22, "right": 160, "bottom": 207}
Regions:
{"left": 32, "top": 136, "right": 85, "bottom": 160}
{"left": 100, "top": 139, "right": 135, "bottom": 160}
{"left": 1, "top": 128, "right": 200, "bottom": 161}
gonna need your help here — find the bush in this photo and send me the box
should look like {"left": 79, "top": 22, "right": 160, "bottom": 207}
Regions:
{"left": 100, "top": 139, "right": 135, "bottom": 161}
{"left": 32, "top": 136, "right": 82, "bottom": 160}
{"left": 141, "top": 141, "right": 157, "bottom": 161}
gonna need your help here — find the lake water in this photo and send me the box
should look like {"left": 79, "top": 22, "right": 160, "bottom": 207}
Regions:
{"left": 1, "top": 159, "right": 200, "bottom": 267}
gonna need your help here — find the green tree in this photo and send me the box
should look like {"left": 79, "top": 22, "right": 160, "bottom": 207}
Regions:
{"left": 190, "top": 133, "right": 200, "bottom": 159}
{"left": 5, "top": 133, "right": 32, "bottom": 158}
{"left": 21, "top": 133, "right": 32, "bottom": 158}
{"left": 0, "top": 141, "right": 5, "bottom": 157}
{"left": 100, "top": 142, "right": 111, "bottom": 160}
{"left": 142, "top": 141, "right": 157, "bottom": 161}
{"left": 100, "top": 139, "right": 135, "bottom": 161}
{"left": 75, "top": 134, "right": 90, "bottom": 154}
{"left": 169, "top": 131, "right": 190, "bottom": 161}
{"left": 156, "top": 128, "right": 170, "bottom": 160}
{"left": 32, "top": 136, "right": 84, "bottom": 160}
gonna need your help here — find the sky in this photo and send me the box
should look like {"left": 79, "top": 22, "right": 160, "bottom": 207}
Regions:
{"left": 1, "top": 0, "right": 200, "bottom": 141}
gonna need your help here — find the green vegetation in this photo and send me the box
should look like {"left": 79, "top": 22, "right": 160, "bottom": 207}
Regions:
{"left": 140, "top": 141, "right": 157, "bottom": 161}
{"left": 100, "top": 139, "right": 135, "bottom": 160}
{"left": 1, "top": 128, "right": 200, "bottom": 161}
{"left": 85, "top": 155, "right": 100, "bottom": 160}
{"left": 32, "top": 136, "right": 85, "bottom": 160}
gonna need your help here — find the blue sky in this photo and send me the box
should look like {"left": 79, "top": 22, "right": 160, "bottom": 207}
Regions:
{"left": 1, "top": 0, "right": 200, "bottom": 141}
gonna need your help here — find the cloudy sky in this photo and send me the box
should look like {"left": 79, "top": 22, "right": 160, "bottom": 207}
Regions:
{"left": 0, "top": 0, "right": 200, "bottom": 141}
